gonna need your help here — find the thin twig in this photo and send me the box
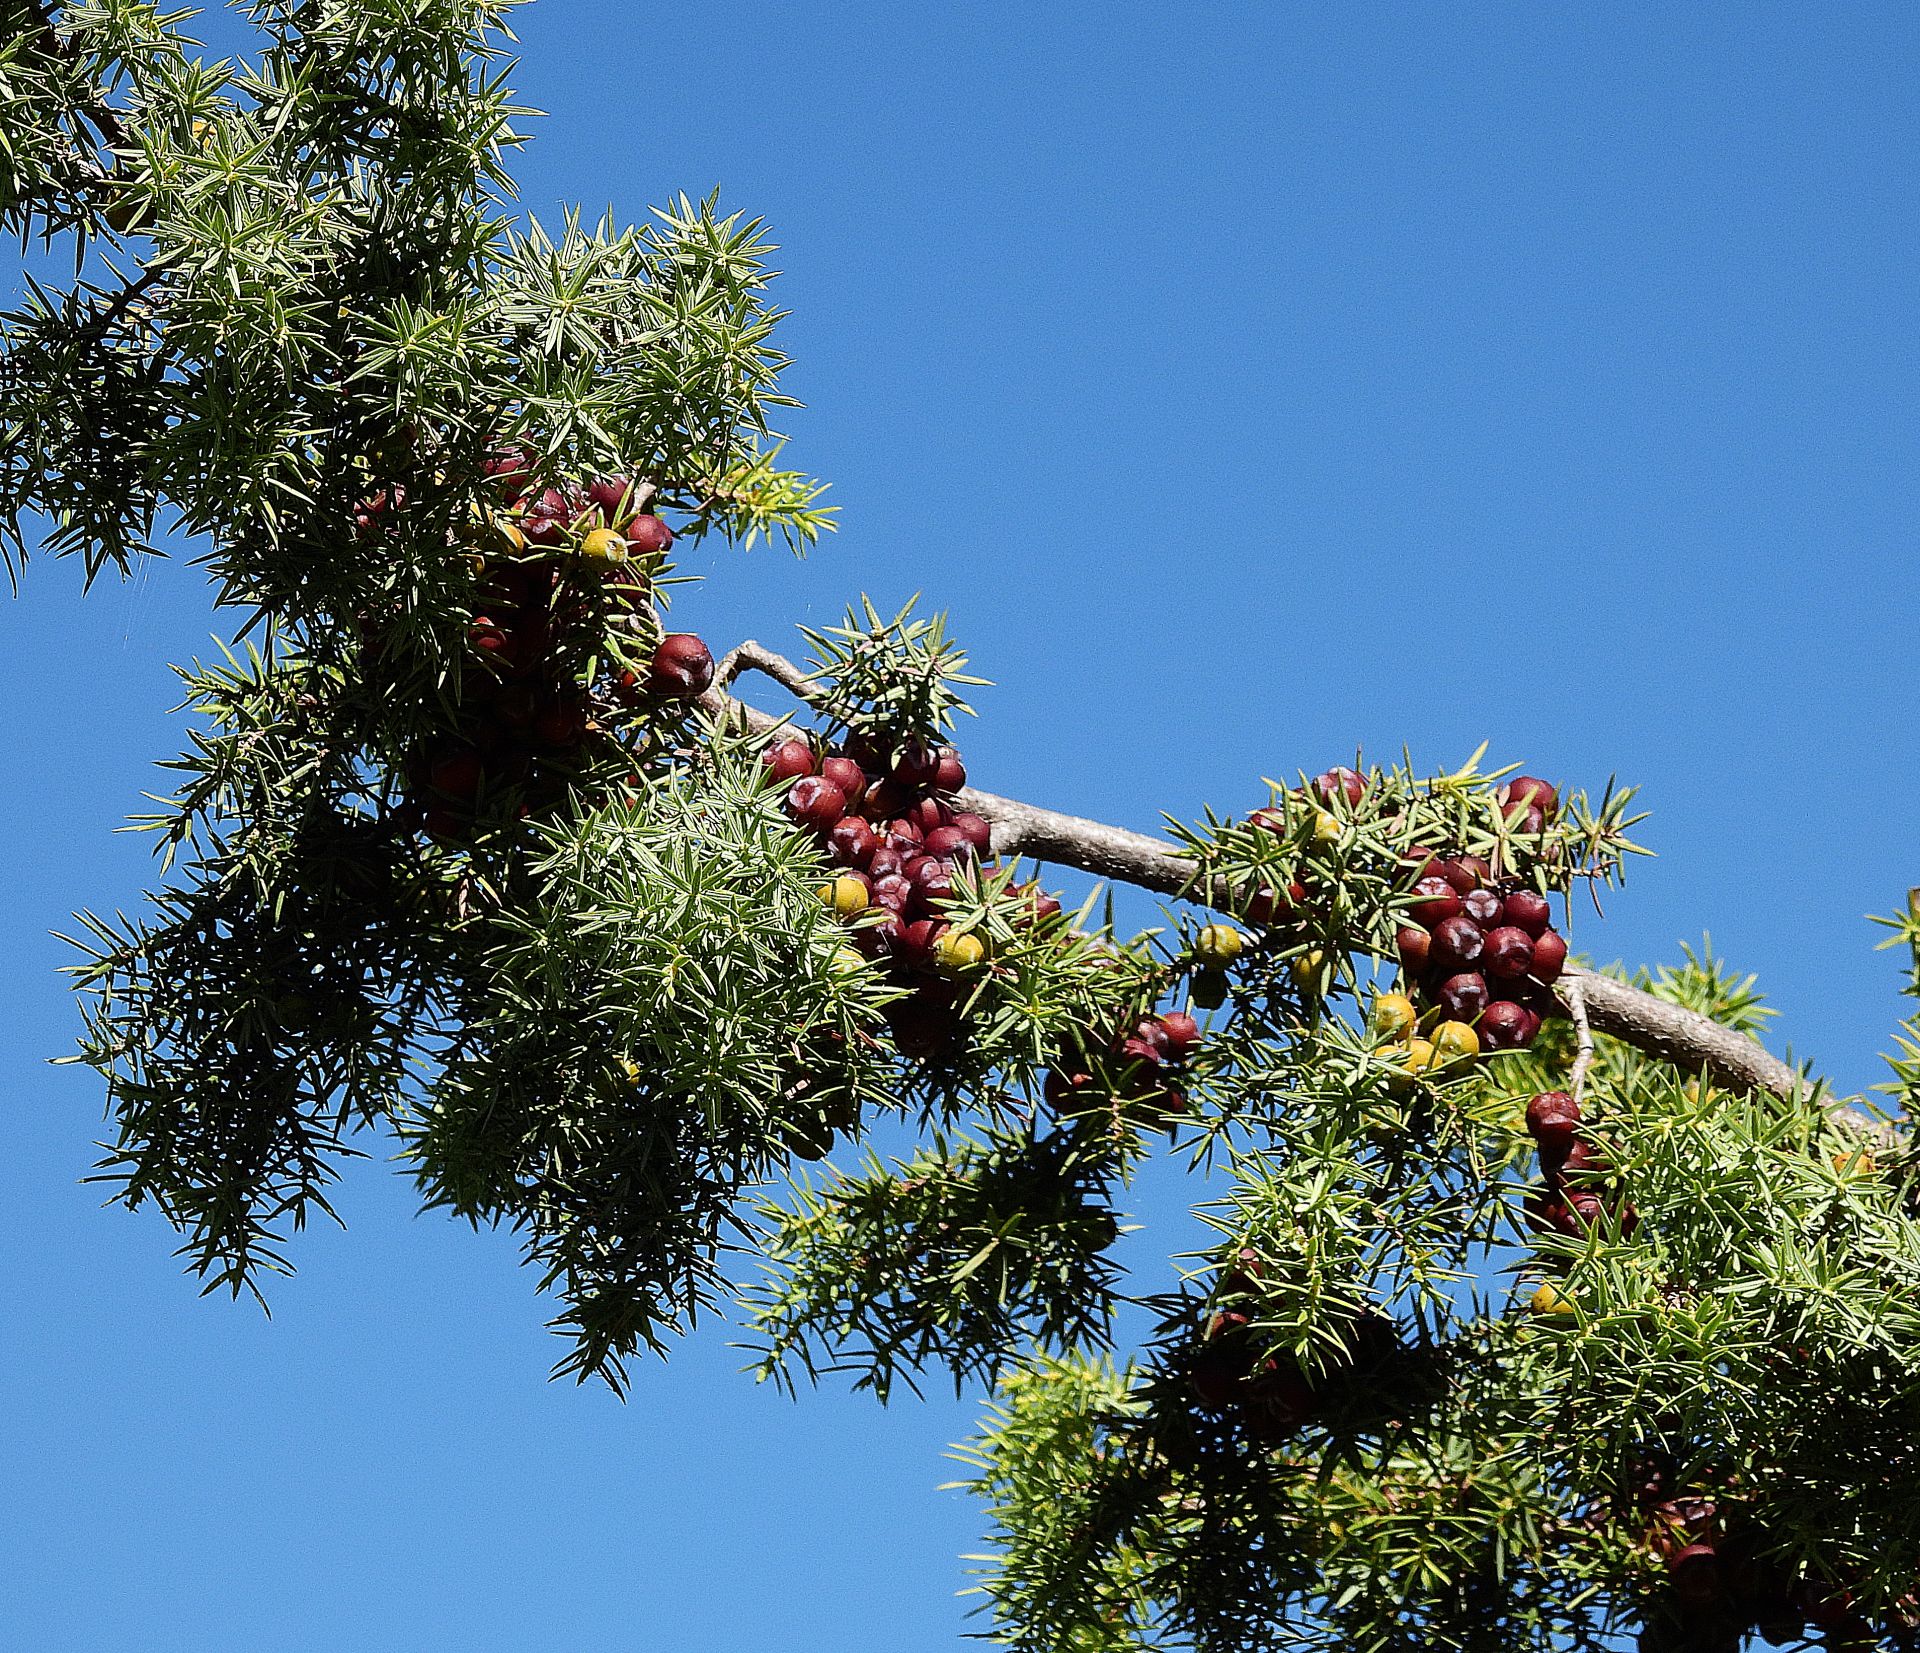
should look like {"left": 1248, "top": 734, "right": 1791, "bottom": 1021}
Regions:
{"left": 1561, "top": 975, "right": 1595, "bottom": 1106}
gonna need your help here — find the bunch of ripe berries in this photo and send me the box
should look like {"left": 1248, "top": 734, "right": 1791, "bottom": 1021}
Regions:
{"left": 380, "top": 451, "right": 718, "bottom": 842}
{"left": 1384, "top": 775, "right": 1569, "bottom": 1067}
{"left": 777, "top": 731, "right": 1003, "bottom": 1061}
{"left": 1520, "top": 1089, "right": 1638, "bottom": 1241}
{"left": 786, "top": 732, "right": 1198, "bottom": 1114}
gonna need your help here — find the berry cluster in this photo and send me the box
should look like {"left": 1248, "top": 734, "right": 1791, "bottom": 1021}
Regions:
{"left": 1183, "top": 1252, "right": 1430, "bottom": 1444}
{"left": 371, "top": 452, "right": 719, "bottom": 842}
{"left": 1610, "top": 1467, "right": 1904, "bottom": 1650}
{"left": 776, "top": 733, "right": 1030, "bottom": 1061}
{"left": 1042, "top": 1006, "right": 1200, "bottom": 1129}
{"left": 783, "top": 732, "right": 1201, "bottom": 1124}
{"left": 1521, "top": 1090, "right": 1637, "bottom": 1239}
{"left": 1393, "top": 778, "right": 1569, "bottom": 1058}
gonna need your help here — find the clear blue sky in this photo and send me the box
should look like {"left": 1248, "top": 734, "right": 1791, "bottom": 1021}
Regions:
{"left": 4, "top": 4, "right": 1917, "bottom": 1647}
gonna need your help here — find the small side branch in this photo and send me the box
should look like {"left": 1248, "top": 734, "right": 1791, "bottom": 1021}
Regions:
{"left": 715, "top": 638, "right": 821, "bottom": 706}
{"left": 1561, "top": 976, "right": 1595, "bottom": 1106}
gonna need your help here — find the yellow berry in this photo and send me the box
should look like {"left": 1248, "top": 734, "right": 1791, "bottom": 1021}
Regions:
{"left": 1833, "top": 1149, "right": 1877, "bottom": 1177}
{"left": 578, "top": 526, "right": 627, "bottom": 564}
{"left": 830, "top": 944, "right": 867, "bottom": 976}
{"left": 1371, "top": 992, "right": 1418, "bottom": 1040}
{"left": 1529, "top": 1281, "right": 1576, "bottom": 1317}
{"left": 1431, "top": 1020, "right": 1481, "bottom": 1064}
{"left": 1385, "top": 1036, "right": 1436, "bottom": 1092}
{"left": 620, "top": 1059, "right": 642, "bottom": 1087}
{"left": 1289, "top": 948, "right": 1327, "bottom": 989}
{"left": 818, "top": 875, "right": 868, "bottom": 919}
{"left": 1312, "top": 809, "right": 1342, "bottom": 844}
{"left": 1195, "top": 923, "right": 1245, "bottom": 965}
{"left": 934, "top": 929, "right": 985, "bottom": 975}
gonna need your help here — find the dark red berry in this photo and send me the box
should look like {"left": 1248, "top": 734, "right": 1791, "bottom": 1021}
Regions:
{"left": 1396, "top": 926, "right": 1432, "bottom": 975}
{"left": 852, "top": 911, "right": 901, "bottom": 956}
{"left": 1246, "top": 881, "right": 1306, "bottom": 924}
{"left": 1502, "top": 890, "right": 1552, "bottom": 937}
{"left": 1117, "top": 1035, "right": 1164, "bottom": 1069}
{"left": 584, "top": 475, "right": 632, "bottom": 519}
{"left": 1023, "top": 888, "right": 1063, "bottom": 925}
{"left": 422, "top": 804, "right": 466, "bottom": 842}
{"left": 867, "top": 847, "right": 906, "bottom": 883}
{"left": 1430, "top": 916, "right": 1486, "bottom": 972}
{"left": 892, "top": 739, "right": 942, "bottom": 789}
{"left": 923, "top": 825, "right": 969, "bottom": 859}
{"left": 481, "top": 444, "right": 532, "bottom": 498}
{"left": 786, "top": 775, "right": 848, "bottom": 831}
{"left": 1478, "top": 999, "right": 1532, "bottom": 1049}
{"left": 1525, "top": 1193, "right": 1579, "bottom": 1236}
{"left": 1437, "top": 971, "right": 1490, "bottom": 1022}
{"left": 1483, "top": 925, "right": 1536, "bottom": 980}
{"left": 933, "top": 745, "right": 967, "bottom": 792}
{"left": 1566, "top": 1189, "right": 1606, "bottom": 1227}
{"left": 764, "top": 739, "right": 815, "bottom": 783}
{"left": 1463, "top": 888, "right": 1502, "bottom": 927}
{"left": 1561, "top": 1138, "right": 1608, "bottom": 1180}
{"left": 1044, "top": 1068, "right": 1096, "bottom": 1108}
{"left": 1188, "top": 1346, "right": 1246, "bottom": 1410}
{"left": 896, "top": 919, "right": 948, "bottom": 966}
{"left": 870, "top": 874, "right": 913, "bottom": 913}
{"left": 908, "top": 860, "right": 953, "bottom": 911}
{"left": 1525, "top": 1091, "right": 1581, "bottom": 1152}
{"left": 1667, "top": 1544, "right": 1720, "bottom": 1605}
{"left": 1157, "top": 1011, "right": 1202, "bottom": 1057}
{"left": 888, "top": 996, "right": 953, "bottom": 1058}
{"left": 1409, "top": 876, "right": 1463, "bottom": 928}
{"left": 1504, "top": 775, "right": 1558, "bottom": 820}
{"left": 1130, "top": 1018, "right": 1172, "bottom": 1055}
{"left": 621, "top": 513, "right": 674, "bottom": 558}
{"left": 1312, "top": 766, "right": 1366, "bottom": 807}
{"left": 829, "top": 816, "right": 879, "bottom": 868}
{"left": 533, "top": 700, "right": 586, "bottom": 747}
{"left": 908, "top": 796, "right": 951, "bottom": 834}
{"left": 1530, "top": 928, "right": 1568, "bottom": 983}
{"left": 820, "top": 755, "right": 865, "bottom": 797}
{"left": 648, "top": 633, "right": 714, "bottom": 698}
{"left": 428, "top": 750, "right": 484, "bottom": 801}
{"left": 862, "top": 778, "right": 910, "bottom": 821}
{"left": 951, "top": 812, "right": 992, "bottom": 853}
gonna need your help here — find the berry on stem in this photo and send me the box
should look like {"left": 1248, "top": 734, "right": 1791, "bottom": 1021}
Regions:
{"left": 787, "top": 775, "right": 849, "bottom": 831}
{"left": 621, "top": 514, "right": 674, "bottom": 558}
{"left": 1195, "top": 923, "right": 1246, "bottom": 965}
{"left": 648, "top": 633, "right": 715, "bottom": 698}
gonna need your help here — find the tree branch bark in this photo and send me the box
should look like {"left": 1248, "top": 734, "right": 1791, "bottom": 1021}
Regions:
{"left": 702, "top": 642, "right": 1896, "bottom": 1136}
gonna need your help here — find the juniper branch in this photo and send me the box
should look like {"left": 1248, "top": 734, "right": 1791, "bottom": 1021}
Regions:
{"left": 704, "top": 640, "right": 1885, "bottom": 1127}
